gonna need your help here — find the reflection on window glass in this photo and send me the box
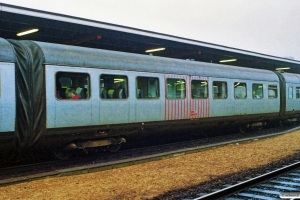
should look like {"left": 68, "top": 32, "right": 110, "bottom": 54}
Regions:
{"left": 136, "top": 77, "right": 159, "bottom": 99}
{"left": 252, "top": 84, "right": 263, "bottom": 99}
{"left": 296, "top": 87, "right": 300, "bottom": 99}
{"left": 100, "top": 74, "right": 128, "bottom": 99}
{"left": 288, "top": 86, "right": 293, "bottom": 99}
{"left": 166, "top": 78, "right": 186, "bottom": 99}
{"left": 56, "top": 72, "right": 90, "bottom": 100}
{"left": 213, "top": 81, "right": 227, "bottom": 99}
{"left": 191, "top": 80, "right": 208, "bottom": 99}
{"left": 268, "top": 85, "right": 278, "bottom": 99}
{"left": 234, "top": 82, "right": 247, "bottom": 99}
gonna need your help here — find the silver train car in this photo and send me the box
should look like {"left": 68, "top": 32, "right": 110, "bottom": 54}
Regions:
{"left": 0, "top": 38, "right": 299, "bottom": 159}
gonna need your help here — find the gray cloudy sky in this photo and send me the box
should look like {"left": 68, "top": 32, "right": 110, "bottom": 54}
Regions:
{"left": 2, "top": 0, "right": 300, "bottom": 60}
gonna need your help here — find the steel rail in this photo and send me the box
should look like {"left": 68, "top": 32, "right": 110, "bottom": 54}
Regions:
{"left": 193, "top": 161, "right": 300, "bottom": 200}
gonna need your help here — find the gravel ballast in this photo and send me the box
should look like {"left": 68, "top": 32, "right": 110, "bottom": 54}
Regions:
{"left": 1, "top": 130, "right": 300, "bottom": 200}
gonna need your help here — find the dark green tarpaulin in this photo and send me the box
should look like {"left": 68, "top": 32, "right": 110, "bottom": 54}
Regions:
{"left": 8, "top": 40, "right": 46, "bottom": 149}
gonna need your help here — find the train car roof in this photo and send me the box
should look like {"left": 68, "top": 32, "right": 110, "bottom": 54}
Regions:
{"left": 0, "top": 38, "right": 15, "bottom": 62}
{"left": 281, "top": 72, "right": 300, "bottom": 84}
{"left": 34, "top": 40, "right": 279, "bottom": 82}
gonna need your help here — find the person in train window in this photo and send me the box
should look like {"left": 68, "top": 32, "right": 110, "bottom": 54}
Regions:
{"left": 74, "top": 78, "right": 86, "bottom": 99}
{"left": 66, "top": 88, "right": 79, "bottom": 99}
{"left": 115, "top": 86, "right": 126, "bottom": 99}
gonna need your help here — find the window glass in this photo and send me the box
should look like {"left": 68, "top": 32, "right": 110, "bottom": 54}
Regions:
{"left": 191, "top": 80, "right": 208, "bottom": 99}
{"left": 234, "top": 82, "right": 247, "bottom": 99}
{"left": 252, "top": 84, "right": 263, "bottom": 99}
{"left": 166, "top": 78, "right": 186, "bottom": 99}
{"left": 213, "top": 81, "right": 227, "bottom": 99}
{"left": 56, "top": 72, "right": 90, "bottom": 100}
{"left": 288, "top": 86, "right": 293, "bottom": 99}
{"left": 296, "top": 87, "right": 300, "bottom": 99}
{"left": 268, "top": 85, "right": 278, "bottom": 99}
{"left": 136, "top": 77, "right": 159, "bottom": 99}
{"left": 100, "top": 74, "right": 128, "bottom": 99}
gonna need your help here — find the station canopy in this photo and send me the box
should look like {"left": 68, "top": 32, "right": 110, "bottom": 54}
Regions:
{"left": 1, "top": 3, "right": 300, "bottom": 73}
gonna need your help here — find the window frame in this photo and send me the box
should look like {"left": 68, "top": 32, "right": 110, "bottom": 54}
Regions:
{"left": 268, "top": 85, "right": 278, "bottom": 99}
{"left": 252, "top": 83, "right": 264, "bottom": 99}
{"left": 136, "top": 76, "right": 160, "bottom": 100}
{"left": 296, "top": 87, "right": 300, "bottom": 99}
{"left": 166, "top": 78, "right": 186, "bottom": 99}
{"left": 191, "top": 79, "right": 208, "bottom": 99}
{"left": 212, "top": 81, "right": 227, "bottom": 99}
{"left": 288, "top": 86, "right": 293, "bottom": 99}
{"left": 99, "top": 74, "right": 129, "bottom": 100}
{"left": 55, "top": 71, "right": 91, "bottom": 100}
{"left": 234, "top": 82, "right": 247, "bottom": 99}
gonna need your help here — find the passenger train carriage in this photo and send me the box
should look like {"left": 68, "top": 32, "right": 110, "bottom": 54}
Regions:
{"left": 0, "top": 38, "right": 299, "bottom": 159}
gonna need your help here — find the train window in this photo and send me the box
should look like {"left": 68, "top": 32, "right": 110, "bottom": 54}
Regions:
{"left": 296, "top": 87, "right": 300, "bottom": 99}
{"left": 252, "top": 84, "right": 263, "bottom": 99}
{"left": 166, "top": 78, "right": 186, "bottom": 99}
{"left": 213, "top": 81, "right": 227, "bottom": 99}
{"left": 288, "top": 87, "right": 293, "bottom": 99}
{"left": 191, "top": 80, "right": 208, "bottom": 99}
{"left": 100, "top": 74, "right": 128, "bottom": 99}
{"left": 234, "top": 82, "right": 247, "bottom": 99}
{"left": 136, "top": 77, "right": 159, "bottom": 99}
{"left": 56, "top": 72, "right": 90, "bottom": 100}
{"left": 268, "top": 85, "right": 278, "bottom": 99}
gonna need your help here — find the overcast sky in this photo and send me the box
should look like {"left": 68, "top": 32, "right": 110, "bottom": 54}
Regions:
{"left": 2, "top": 0, "right": 300, "bottom": 60}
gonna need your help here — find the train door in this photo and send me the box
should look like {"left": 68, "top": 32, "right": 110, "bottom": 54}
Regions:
{"left": 286, "top": 84, "right": 300, "bottom": 113}
{"left": 99, "top": 73, "right": 130, "bottom": 124}
{"left": 251, "top": 83, "right": 268, "bottom": 114}
{"left": 164, "top": 74, "right": 188, "bottom": 120}
{"left": 210, "top": 78, "right": 229, "bottom": 117}
{"left": 46, "top": 66, "right": 93, "bottom": 128}
{"left": 189, "top": 76, "right": 210, "bottom": 119}
{"left": 233, "top": 81, "right": 249, "bottom": 115}
{"left": 135, "top": 75, "right": 162, "bottom": 122}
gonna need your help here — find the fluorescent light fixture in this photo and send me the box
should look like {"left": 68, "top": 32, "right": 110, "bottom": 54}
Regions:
{"left": 219, "top": 59, "right": 237, "bottom": 63}
{"left": 275, "top": 67, "right": 290, "bottom": 70}
{"left": 145, "top": 47, "right": 166, "bottom": 53}
{"left": 17, "top": 29, "right": 39, "bottom": 36}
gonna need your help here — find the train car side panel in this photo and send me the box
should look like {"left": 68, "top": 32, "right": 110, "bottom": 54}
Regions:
{"left": 0, "top": 63, "right": 16, "bottom": 132}
{"left": 99, "top": 69, "right": 130, "bottom": 125}
{"left": 133, "top": 72, "right": 164, "bottom": 122}
{"left": 267, "top": 83, "right": 280, "bottom": 113}
{"left": 209, "top": 77, "right": 229, "bottom": 117}
{"left": 284, "top": 73, "right": 300, "bottom": 115}
{"left": 46, "top": 65, "right": 94, "bottom": 128}
{"left": 190, "top": 76, "right": 210, "bottom": 118}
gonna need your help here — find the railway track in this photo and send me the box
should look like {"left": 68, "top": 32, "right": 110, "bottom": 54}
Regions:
{"left": 0, "top": 125, "right": 299, "bottom": 187}
{"left": 192, "top": 161, "right": 300, "bottom": 200}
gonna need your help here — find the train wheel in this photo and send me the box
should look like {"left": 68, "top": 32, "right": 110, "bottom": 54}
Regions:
{"left": 257, "top": 126, "right": 263, "bottom": 131}
{"left": 52, "top": 147, "right": 73, "bottom": 160}
{"left": 279, "top": 121, "right": 284, "bottom": 127}
{"left": 108, "top": 144, "right": 122, "bottom": 153}
{"left": 239, "top": 126, "right": 247, "bottom": 134}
